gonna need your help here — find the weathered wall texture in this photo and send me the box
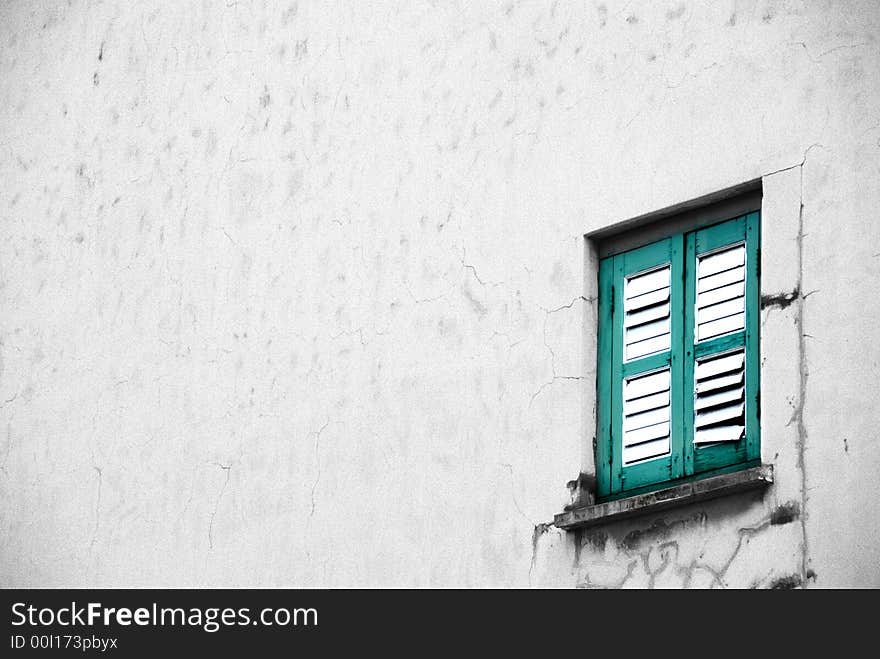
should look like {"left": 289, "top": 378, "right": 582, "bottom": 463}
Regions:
{"left": 1, "top": 1, "right": 878, "bottom": 587}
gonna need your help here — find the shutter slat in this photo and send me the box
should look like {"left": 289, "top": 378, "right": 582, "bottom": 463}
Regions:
{"left": 698, "top": 281, "right": 744, "bottom": 309}
{"left": 628, "top": 287, "right": 670, "bottom": 311}
{"left": 697, "top": 244, "right": 745, "bottom": 277}
{"left": 626, "top": 334, "right": 672, "bottom": 360}
{"left": 698, "top": 313, "right": 745, "bottom": 341}
{"left": 625, "top": 302, "right": 670, "bottom": 328}
{"left": 623, "top": 421, "right": 670, "bottom": 445}
{"left": 623, "top": 437, "right": 671, "bottom": 463}
{"left": 698, "top": 265, "right": 746, "bottom": 294}
{"left": 695, "top": 370, "right": 744, "bottom": 393}
{"left": 695, "top": 351, "right": 744, "bottom": 379}
{"left": 694, "top": 425, "right": 745, "bottom": 444}
{"left": 625, "top": 317, "right": 671, "bottom": 344}
{"left": 625, "top": 370, "right": 670, "bottom": 399}
{"left": 695, "top": 402, "right": 744, "bottom": 428}
{"left": 623, "top": 406, "right": 670, "bottom": 432}
{"left": 695, "top": 385, "right": 744, "bottom": 411}
{"left": 698, "top": 297, "right": 745, "bottom": 324}
{"left": 624, "top": 390, "right": 670, "bottom": 415}
{"left": 626, "top": 267, "right": 670, "bottom": 298}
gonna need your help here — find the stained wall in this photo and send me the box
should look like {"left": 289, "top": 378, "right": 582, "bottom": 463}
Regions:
{"left": 1, "top": 1, "right": 878, "bottom": 587}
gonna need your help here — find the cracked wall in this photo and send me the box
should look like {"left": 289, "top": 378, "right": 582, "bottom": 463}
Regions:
{"left": 1, "top": 1, "right": 879, "bottom": 587}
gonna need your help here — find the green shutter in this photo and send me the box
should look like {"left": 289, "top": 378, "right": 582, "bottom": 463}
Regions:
{"left": 599, "top": 235, "right": 685, "bottom": 497}
{"left": 685, "top": 213, "right": 760, "bottom": 475}
{"left": 596, "top": 212, "right": 760, "bottom": 500}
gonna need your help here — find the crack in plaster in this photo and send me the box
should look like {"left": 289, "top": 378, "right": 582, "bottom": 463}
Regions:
{"left": 500, "top": 463, "right": 532, "bottom": 526}
{"left": 529, "top": 296, "right": 588, "bottom": 407}
{"left": 208, "top": 464, "right": 231, "bottom": 550}
{"left": 89, "top": 466, "right": 103, "bottom": 553}
{"left": 310, "top": 420, "right": 330, "bottom": 517}
{"left": 403, "top": 281, "right": 452, "bottom": 305}
{"left": 795, "top": 153, "right": 813, "bottom": 586}
{"left": 762, "top": 146, "right": 823, "bottom": 586}
{"left": 329, "top": 328, "right": 366, "bottom": 346}
{"left": 460, "top": 248, "right": 505, "bottom": 289}
{"left": 789, "top": 40, "right": 872, "bottom": 64}
{"left": 763, "top": 143, "right": 824, "bottom": 179}
{"left": 573, "top": 506, "right": 806, "bottom": 589}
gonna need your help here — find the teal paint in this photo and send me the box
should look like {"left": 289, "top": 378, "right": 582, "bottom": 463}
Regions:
{"left": 596, "top": 212, "right": 761, "bottom": 501}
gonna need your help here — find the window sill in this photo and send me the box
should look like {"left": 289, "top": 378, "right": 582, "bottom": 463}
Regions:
{"left": 553, "top": 464, "right": 773, "bottom": 531}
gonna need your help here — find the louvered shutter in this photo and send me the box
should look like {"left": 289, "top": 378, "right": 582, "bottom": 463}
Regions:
{"left": 684, "top": 212, "right": 760, "bottom": 477}
{"left": 601, "top": 236, "right": 684, "bottom": 496}
{"left": 596, "top": 210, "right": 761, "bottom": 500}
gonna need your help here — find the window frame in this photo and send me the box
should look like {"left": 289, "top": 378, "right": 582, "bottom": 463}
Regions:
{"left": 596, "top": 211, "right": 761, "bottom": 501}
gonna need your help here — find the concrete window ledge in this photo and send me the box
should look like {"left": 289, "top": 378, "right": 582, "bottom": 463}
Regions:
{"left": 554, "top": 464, "right": 774, "bottom": 531}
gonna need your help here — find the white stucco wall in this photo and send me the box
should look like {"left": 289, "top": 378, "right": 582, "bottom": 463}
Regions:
{"left": 1, "top": 0, "right": 878, "bottom": 587}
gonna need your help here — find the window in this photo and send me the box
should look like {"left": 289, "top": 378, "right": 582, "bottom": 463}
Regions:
{"left": 595, "top": 211, "right": 761, "bottom": 500}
